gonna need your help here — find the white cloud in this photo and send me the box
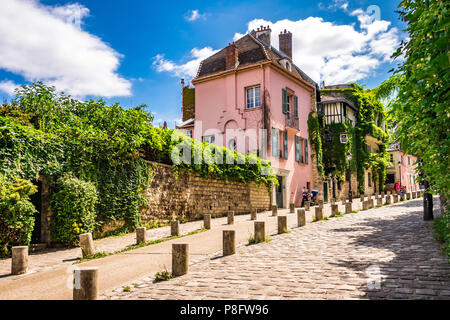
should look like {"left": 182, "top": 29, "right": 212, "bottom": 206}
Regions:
{"left": 0, "top": 0, "right": 131, "bottom": 98}
{"left": 236, "top": 10, "right": 400, "bottom": 84}
{"left": 153, "top": 47, "right": 218, "bottom": 79}
{"left": 0, "top": 80, "right": 19, "bottom": 96}
{"left": 185, "top": 9, "right": 205, "bottom": 22}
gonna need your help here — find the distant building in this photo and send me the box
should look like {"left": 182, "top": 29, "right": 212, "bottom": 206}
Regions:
{"left": 386, "top": 142, "right": 420, "bottom": 192}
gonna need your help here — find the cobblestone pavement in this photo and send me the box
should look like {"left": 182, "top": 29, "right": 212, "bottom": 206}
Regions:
{"left": 0, "top": 198, "right": 357, "bottom": 279}
{"left": 105, "top": 197, "right": 450, "bottom": 300}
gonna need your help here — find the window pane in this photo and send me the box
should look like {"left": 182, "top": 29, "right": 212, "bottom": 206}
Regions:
{"left": 255, "top": 86, "right": 261, "bottom": 106}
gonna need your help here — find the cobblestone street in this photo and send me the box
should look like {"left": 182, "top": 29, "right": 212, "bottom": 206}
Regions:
{"left": 105, "top": 197, "right": 450, "bottom": 300}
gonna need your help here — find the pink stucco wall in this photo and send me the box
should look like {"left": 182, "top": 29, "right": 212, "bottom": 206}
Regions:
{"left": 193, "top": 64, "right": 314, "bottom": 207}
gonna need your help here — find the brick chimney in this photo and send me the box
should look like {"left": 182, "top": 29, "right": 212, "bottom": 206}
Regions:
{"left": 255, "top": 25, "right": 272, "bottom": 46}
{"left": 279, "top": 29, "right": 292, "bottom": 59}
{"left": 225, "top": 42, "right": 238, "bottom": 69}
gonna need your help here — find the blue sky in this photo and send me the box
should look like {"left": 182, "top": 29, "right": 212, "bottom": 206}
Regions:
{"left": 0, "top": 0, "right": 406, "bottom": 127}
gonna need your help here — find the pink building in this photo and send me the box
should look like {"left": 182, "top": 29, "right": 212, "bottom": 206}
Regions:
{"left": 177, "top": 27, "right": 320, "bottom": 208}
{"left": 386, "top": 142, "right": 420, "bottom": 192}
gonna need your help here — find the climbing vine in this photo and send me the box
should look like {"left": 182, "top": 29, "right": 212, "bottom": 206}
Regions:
{"left": 307, "top": 112, "right": 324, "bottom": 179}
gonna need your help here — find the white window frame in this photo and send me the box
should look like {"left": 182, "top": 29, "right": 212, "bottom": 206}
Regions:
{"left": 202, "top": 135, "right": 215, "bottom": 144}
{"left": 246, "top": 85, "right": 261, "bottom": 109}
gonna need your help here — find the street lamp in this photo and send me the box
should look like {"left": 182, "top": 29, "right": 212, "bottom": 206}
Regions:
{"left": 347, "top": 152, "right": 353, "bottom": 203}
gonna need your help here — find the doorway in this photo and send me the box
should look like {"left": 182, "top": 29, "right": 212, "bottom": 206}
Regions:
{"left": 275, "top": 176, "right": 283, "bottom": 208}
{"left": 29, "top": 180, "right": 42, "bottom": 244}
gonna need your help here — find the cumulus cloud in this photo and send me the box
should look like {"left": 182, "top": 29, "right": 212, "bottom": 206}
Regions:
{"left": 0, "top": 80, "right": 19, "bottom": 96}
{"left": 0, "top": 0, "right": 131, "bottom": 98}
{"left": 157, "top": 6, "right": 400, "bottom": 85}
{"left": 153, "top": 47, "right": 218, "bottom": 79}
{"left": 185, "top": 9, "right": 205, "bottom": 22}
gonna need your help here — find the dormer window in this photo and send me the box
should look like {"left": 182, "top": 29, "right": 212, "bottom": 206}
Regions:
{"left": 279, "top": 58, "right": 292, "bottom": 71}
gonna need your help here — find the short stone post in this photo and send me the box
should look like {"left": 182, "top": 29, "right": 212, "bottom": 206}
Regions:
{"left": 73, "top": 267, "right": 99, "bottom": 300}
{"left": 79, "top": 233, "right": 95, "bottom": 258}
{"left": 204, "top": 214, "right": 211, "bottom": 230}
{"left": 393, "top": 194, "right": 399, "bottom": 203}
{"left": 223, "top": 230, "right": 236, "bottom": 256}
{"left": 11, "top": 246, "right": 28, "bottom": 275}
{"left": 369, "top": 199, "right": 374, "bottom": 209}
{"left": 289, "top": 203, "right": 295, "bottom": 213}
{"left": 406, "top": 192, "right": 411, "bottom": 200}
{"left": 315, "top": 207, "right": 323, "bottom": 221}
{"left": 345, "top": 202, "right": 352, "bottom": 214}
{"left": 385, "top": 195, "right": 391, "bottom": 205}
{"left": 278, "top": 216, "right": 287, "bottom": 234}
{"left": 304, "top": 201, "right": 310, "bottom": 211}
{"left": 254, "top": 221, "right": 265, "bottom": 243}
{"left": 227, "top": 211, "right": 234, "bottom": 225}
{"left": 362, "top": 201, "right": 369, "bottom": 211}
{"left": 318, "top": 200, "right": 324, "bottom": 209}
{"left": 401, "top": 193, "right": 406, "bottom": 201}
{"left": 172, "top": 244, "right": 189, "bottom": 277}
{"left": 297, "top": 209, "right": 306, "bottom": 227}
{"left": 381, "top": 192, "right": 385, "bottom": 197}
{"left": 360, "top": 195, "right": 364, "bottom": 202}
{"left": 250, "top": 209, "right": 257, "bottom": 221}
{"left": 377, "top": 197, "right": 383, "bottom": 207}
{"left": 171, "top": 220, "right": 180, "bottom": 237}
{"left": 136, "top": 227, "right": 147, "bottom": 244}
{"left": 331, "top": 204, "right": 338, "bottom": 217}
{"left": 272, "top": 205, "right": 278, "bottom": 216}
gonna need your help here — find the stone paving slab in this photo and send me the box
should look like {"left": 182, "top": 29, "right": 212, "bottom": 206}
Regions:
{"left": 105, "top": 197, "right": 450, "bottom": 300}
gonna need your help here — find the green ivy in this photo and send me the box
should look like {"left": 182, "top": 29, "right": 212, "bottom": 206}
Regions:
{"left": 307, "top": 112, "right": 324, "bottom": 178}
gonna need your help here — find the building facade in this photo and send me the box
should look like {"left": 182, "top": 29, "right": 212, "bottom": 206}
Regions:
{"left": 386, "top": 143, "right": 420, "bottom": 192}
{"left": 178, "top": 27, "right": 321, "bottom": 208}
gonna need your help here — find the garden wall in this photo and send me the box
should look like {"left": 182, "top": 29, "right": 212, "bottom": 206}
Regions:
{"left": 141, "top": 162, "right": 271, "bottom": 223}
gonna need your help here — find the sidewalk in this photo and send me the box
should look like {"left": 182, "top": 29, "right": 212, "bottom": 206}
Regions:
{"left": 0, "top": 196, "right": 395, "bottom": 300}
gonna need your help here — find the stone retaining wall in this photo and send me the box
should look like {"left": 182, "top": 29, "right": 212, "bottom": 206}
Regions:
{"left": 141, "top": 162, "right": 271, "bottom": 223}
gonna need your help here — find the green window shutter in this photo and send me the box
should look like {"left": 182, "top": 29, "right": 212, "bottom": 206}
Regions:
{"left": 294, "top": 95, "right": 298, "bottom": 119}
{"left": 295, "top": 136, "right": 300, "bottom": 162}
{"left": 283, "top": 131, "right": 288, "bottom": 159}
{"left": 282, "top": 88, "right": 287, "bottom": 114}
{"left": 305, "top": 138, "right": 309, "bottom": 164}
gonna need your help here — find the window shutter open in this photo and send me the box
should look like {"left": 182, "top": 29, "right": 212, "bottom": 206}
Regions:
{"left": 283, "top": 131, "right": 288, "bottom": 159}
{"left": 295, "top": 136, "right": 300, "bottom": 162}
{"left": 294, "top": 95, "right": 298, "bottom": 119}
{"left": 282, "top": 88, "right": 287, "bottom": 114}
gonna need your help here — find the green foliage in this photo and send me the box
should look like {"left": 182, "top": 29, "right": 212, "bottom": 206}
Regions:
{"left": 434, "top": 212, "right": 450, "bottom": 261}
{"left": 154, "top": 270, "right": 173, "bottom": 282}
{"left": 0, "top": 176, "right": 37, "bottom": 257}
{"left": 307, "top": 112, "right": 325, "bottom": 178}
{"left": 387, "top": 0, "right": 449, "bottom": 198}
{"left": 50, "top": 174, "right": 98, "bottom": 245}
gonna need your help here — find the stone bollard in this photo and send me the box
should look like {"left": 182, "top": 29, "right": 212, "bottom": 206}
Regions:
{"left": 171, "top": 220, "right": 180, "bottom": 237}
{"left": 250, "top": 209, "right": 257, "bottom": 221}
{"left": 381, "top": 192, "right": 385, "bottom": 197}
{"left": 362, "top": 201, "right": 369, "bottom": 211}
{"left": 360, "top": 195, "right": 364, "bottom": 202}
{"left": 345, "top": 202, "right": 352, "bottom": 214}
{"left": 79, "top": 233, "right": 95, "bottom": 258}
{"left": 227, "top": 211, "right": 235, "bottom": 225}
{"left": 369, "top": 199, "right": 374, "bottom": 209}
{"left": 204, "top": 214, "right": 211, "bottom": 230}
{"left": 315, "top": 207, "right": 323, "bottom": 221}
{"left": 401, "top": 193, "right": 406, "bottom": 201}
{"left": 406, "top": 192, "right": 411, "bottom": 200}
{"left": 172, "top": 244, "right": 189, "bottom": 277}
{"left": 385, "top": 195, "right": 391, "bottom": 205}
{"left": 223, "top": 230, "right": 236, "bottom": 256}
{"left": 318, "top": 200, "right": 324, "bottom": 209}
{"left": 304, "top": 201, "right": 310, "bottom": 211}
{"left": 278, "top": 216, "right": 288, "bottom": 234}
{"left": 11, "top": 246, "right": 28, "bottom": 275}
{"left": 272, "top": 205, "right": 278, "bottom": 216}
{"left": 377, "top": 197, "right": 383, "bottom": 207}
{"left": 297, "top": 209, "right": 306, "bottom": 227}
{"left": 254, "top": 221, "right": 265, "bottom": 243}
{"left": 393, "top": 194, "right": 399, "bottom": 203}
{"left": 289, "top": 203, "right": 295, "bottom": 213}
{"left": 136, "top": 227, "right": 147, "bottom": 244}
{"left": 73, "top": 267, "right": 99, "bottom": 300}
{"left": 331, "top": 204, "right": 338, "bottom": 217}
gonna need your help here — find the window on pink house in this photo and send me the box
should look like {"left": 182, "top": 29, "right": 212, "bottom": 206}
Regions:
{"left": 246, "top": 86, "right": 261, "bottom": 109}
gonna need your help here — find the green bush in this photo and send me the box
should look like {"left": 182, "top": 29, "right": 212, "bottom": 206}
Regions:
{"left": 0, "top": 175, "right": 37, "bottom": 257}
{"left": 434, "top": 212, "right": 450, "bottom": 261}
{"left": 50, "top": 174, "right": 98, "bottom": 245}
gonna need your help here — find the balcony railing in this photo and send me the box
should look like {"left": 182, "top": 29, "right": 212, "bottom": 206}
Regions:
{"left": 285, "top": 113, "right": 299, "bottom": 130}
